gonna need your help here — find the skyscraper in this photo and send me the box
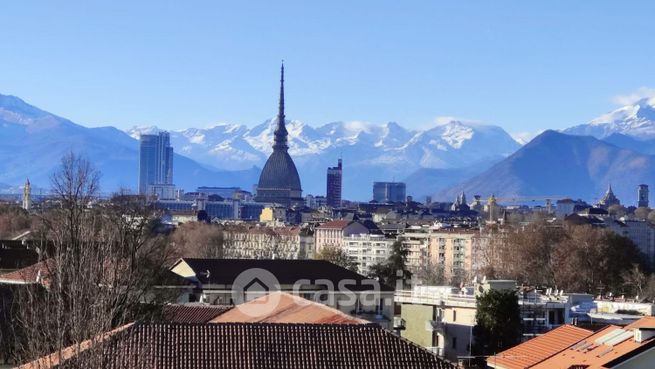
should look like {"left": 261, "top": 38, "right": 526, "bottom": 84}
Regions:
{"left": 372, "top": 182, "right": 406, "bottom": 203}
{"left": 254, "top": 63, "right": 303, "bottom": 207}
{"left": 326, "top": 159, "right": 342, "bottom": 208}
{"left": 638, "top": 184, "right": 649, "bottom": 208}
{"left": 138, "top": 131, "right": 174, "bottom": 195}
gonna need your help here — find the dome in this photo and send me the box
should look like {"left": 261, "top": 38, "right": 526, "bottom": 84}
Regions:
{"left": 257, "top": 150, "right": 302, "bottom": 191}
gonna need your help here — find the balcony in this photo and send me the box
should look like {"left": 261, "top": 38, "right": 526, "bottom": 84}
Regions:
{"left": 426, "top": 346, "right": 444, "bottom": 357}
{"left": 425, "top": 317, "right": 446, "bottom": 333}
{"left": 393, "top": 316, "right": 406, "bottom": 330}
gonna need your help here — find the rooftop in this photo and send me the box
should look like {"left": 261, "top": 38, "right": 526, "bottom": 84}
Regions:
{"left": 172, "top": 258, "right": 394, "bottom": 291}
{"left": 488, "top": 325, "right": 593, "bottom": 369}
{"left": 21, "top": 322, "right": 456, "bottom": 369}
{"left": 161, "top": 304, "right": 233, "bottom": 323}
{"left": 210, "top": 292, "right": 369, "bottom": 324}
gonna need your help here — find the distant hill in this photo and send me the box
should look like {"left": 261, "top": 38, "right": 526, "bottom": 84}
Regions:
{"left": 403, "top": 159, "right": 500, "bottom": 201}
{"left": 0, "top": 94, "right": 259, "bottom": 194}
{"left": 437, "top": 130, "right": 655, "bottom": 204}
{"left": 602, "top": 133, "right": 655, "bottom": 155}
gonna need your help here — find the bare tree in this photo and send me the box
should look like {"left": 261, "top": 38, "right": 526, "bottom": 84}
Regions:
{"left": 12, "top": 154, "right": 173, "bottom": 368}
{"left": 414, "top": 257, "right": 445, "bottom": 286}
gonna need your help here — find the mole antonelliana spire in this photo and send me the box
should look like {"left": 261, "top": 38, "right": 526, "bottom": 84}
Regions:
{"left": 254, "top": 62, "right": 303, "bottom": 207}
{"left": 273, "top": 62, "right": 288, "bottom": 151}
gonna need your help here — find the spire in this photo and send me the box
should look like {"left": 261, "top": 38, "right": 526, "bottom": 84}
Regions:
{"left": 273, "top": 61, "right": 288, "bottom": 151}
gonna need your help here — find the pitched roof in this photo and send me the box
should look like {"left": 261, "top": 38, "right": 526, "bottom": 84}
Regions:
{"left": 162, "top": 304, "right": 233, "bottom": 323}
{"left": 173, "top": 258, "right": 393, "bottom": 291}
{"left": 0, "top": 259, "right": 51, "bottom": 284}
{"left": 316, "top": 220, "right": 352, "bottom": 229}
{"left": 52, "top": 322, "right": 456, "bottom": 369}
{"left": 17, "top": 322, "right": 135, "bottom": 369}
{"left": 530, "top": 319, "right": 655, "bottom": 369}
{"left": 488, "top": 325, "right": 593, "bottom": 369}
{"left": 210, "top": 292, "right": 368, "bottom": 324}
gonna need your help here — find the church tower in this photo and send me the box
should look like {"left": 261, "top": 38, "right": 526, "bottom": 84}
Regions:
{"left": 22, "top": 178, "right": 31, "bottom": 210}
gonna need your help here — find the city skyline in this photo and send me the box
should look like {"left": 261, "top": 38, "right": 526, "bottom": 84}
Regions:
{"left": 1, "top": 1, "right": 655, "bottom": 137}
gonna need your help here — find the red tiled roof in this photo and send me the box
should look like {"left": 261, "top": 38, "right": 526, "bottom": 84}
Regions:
{"left": 62, "top": 322, "right": 457, "bottom": 369}
{"left": 17, "top": 322, "right": 134, "bottom": 369}
{"left": 0, "top": 259, "right": 52, "bottom": 284}
{"left": 488, "top": 325, "right": 593, "bottom": 369}
{"left": 624, "top": 316, "right": 655, "bottom": 329}
{"left": 316, "top": 220, "right": 352, "bottom": 229}
{"left": 162, "top": 304, "right": 232, "bottom": 323}
{"left": 210, "top": 292, "right": 368, "bottom": 324}
{"left": 530, "top": 318, "right": 655, "bottom": 369}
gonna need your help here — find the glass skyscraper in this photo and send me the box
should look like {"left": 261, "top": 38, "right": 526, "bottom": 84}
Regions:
{"left": 138, "top": 132, "right": 174, "bottom": 195}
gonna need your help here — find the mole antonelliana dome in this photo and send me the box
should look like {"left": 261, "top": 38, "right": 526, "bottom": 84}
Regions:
{"left": 254, "top": 63, "right": 303, "bottom": 207}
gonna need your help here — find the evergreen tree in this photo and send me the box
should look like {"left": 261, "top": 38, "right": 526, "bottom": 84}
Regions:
{"left": 473, "top": 289, "right": 521, "bottom": 360}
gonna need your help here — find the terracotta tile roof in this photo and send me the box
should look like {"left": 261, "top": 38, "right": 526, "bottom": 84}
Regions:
{"left": 624, "top": 315, "right": 655, "bottom": 329}
{"left": 316, "top": 220, "right": 352, "bottom": 229}
{"left": 174, "top": 258, "right": 394, "bottom": 291}
{"left": 17, "top": 322, "right": 134, "bottom": 369}
{"left": 210, "top": 292, "right": 368, "bottom": 324}
{"left": 529, "top": 318, "right": 655, "bottom": 369}
{"left": 162, "top": 304, "right": 233, "bottom": 323}
{"left": 488, "top": 325, "right": 593, "bottom": 369}
{"left": 0, "top": 258, "right": 52, "bottom": 284}
{"left": 56, "top": 322, "right": 457, "bottom": 369}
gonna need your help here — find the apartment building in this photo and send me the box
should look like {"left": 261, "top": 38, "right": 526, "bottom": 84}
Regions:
{"left": 342, "top": 233, "right": 395, "bottom": 274}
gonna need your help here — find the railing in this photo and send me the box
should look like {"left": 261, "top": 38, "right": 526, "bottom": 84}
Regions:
{"left": 393, "top": 316, "right": 406, "bottom": 329}
{"left": 395, "top": 290, "right": 476, "bottom": 307}
{"left": 426, "top": 346, "right": 444, "bottom": 356}
{"left": 425, "top": 317, "right": 446, "bottom": 332}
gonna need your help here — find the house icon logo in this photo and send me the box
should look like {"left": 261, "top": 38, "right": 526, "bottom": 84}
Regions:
{"left": 231, "top": 268, "right": 281, "bottom": 317}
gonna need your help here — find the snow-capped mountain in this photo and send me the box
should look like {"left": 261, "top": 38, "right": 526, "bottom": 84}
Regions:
{"left": 127, "top": 118, "right": 520, "bottom": 199}
{"left": 0, "top": 94, "right": 259, "bottom": 194}
{"left": 565, "top": 97, "right": 655, "bottom": 139}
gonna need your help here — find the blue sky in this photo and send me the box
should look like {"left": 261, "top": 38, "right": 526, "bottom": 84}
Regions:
{"left": 1, "top": 1, "right": 654, "bottom": 136}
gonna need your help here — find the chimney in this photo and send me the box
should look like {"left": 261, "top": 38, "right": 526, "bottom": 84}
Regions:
{"left": 634, "top": 328, "right": 655, "bottom": 343}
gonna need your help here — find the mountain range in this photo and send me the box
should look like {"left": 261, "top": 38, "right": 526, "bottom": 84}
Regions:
{"left": 1, "top": 92, "right": 655, "bottom": 203}
{"left": 127, "top": 119, "right": 520, "bottom": 199}
{"left": 0, "top": 94, "right": 259, "bottom": 195}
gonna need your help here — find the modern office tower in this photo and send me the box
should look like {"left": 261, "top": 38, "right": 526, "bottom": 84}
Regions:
{"left": 326, "top": 159, "right": 343, "bottom": 207}
{"left": 638, "top": 184, "right": 649, "bottom": 208}
{"left": 138, "top": 131, "right": 174, "bottom": 195}
{"left": 372, "top": 182, "right": 406, "bottom": 203}
{"left": 254, "top": 62, "right": 303, "bottom": 207}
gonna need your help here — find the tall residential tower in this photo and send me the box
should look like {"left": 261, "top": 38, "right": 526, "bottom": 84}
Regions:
{"left": 326, "top": 159, "right": 342, "bottom": 207}
{"left": 138, "top": 131, "right": 174, "bottom": 196}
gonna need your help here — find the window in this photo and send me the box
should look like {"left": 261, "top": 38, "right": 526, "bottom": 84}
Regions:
{"left": 453, "top": 310, "right": 457, "bottom": 322}
{"left": 452, "top": 337, "right": 457, "bottom": 349}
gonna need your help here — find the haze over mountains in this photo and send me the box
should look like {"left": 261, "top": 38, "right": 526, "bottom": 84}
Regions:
{"left": 1, "top": 92, "right": 655, "bottom": 202}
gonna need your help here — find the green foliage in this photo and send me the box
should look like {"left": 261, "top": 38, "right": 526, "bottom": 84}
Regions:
{"left": 315, "top": 245, "right": 359, "bottom": 272}
{"left": 473, "top": 289, "right": 521, "bottom": 357}
{"left": 368, "top": 240, "right": 412, "bottom": 289}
